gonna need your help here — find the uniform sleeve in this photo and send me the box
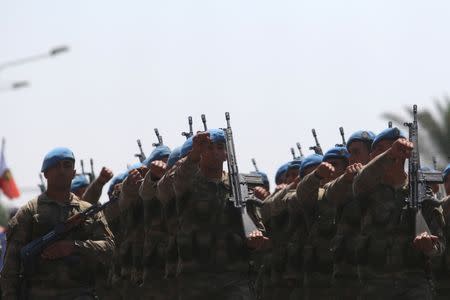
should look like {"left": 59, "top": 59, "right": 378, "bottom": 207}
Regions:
{"left": 173, "top": 156, "right": 199, "bottom": 199}
{"left": 422, "top": 198, "right": 446, "bottom": 257}
{"left": 156, "top": 167, "right": 176, "bottom": 206}
{"left": 296, "top": 172, "right": 321, "bottom": 210}
{"left": 139, "top": 170, "right": 158, "bottom": 202}
{"left": 74, "top": 211, "right": 115, "bottom": 265}
{"left": 1, "top": 203, "right": 34, "bottom": 299}
{"left": 119, "top": 176, "right": 140, "bottom": 212}
{"left": 324, "top": 174, "right": 353, "bottom": 207}
{"left": 260, "top": 184, "right": 292, "bottom": 221}
{"left": 353, "top": 151, "right": 396, "bottom": 198}
{"left": 82, "top": 179, "right": 104, "bottom": 205}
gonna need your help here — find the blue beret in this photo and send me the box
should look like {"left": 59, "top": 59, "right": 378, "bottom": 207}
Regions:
{"left": 275, "top": 162, "right": 290, "bottom": 185}
{"left": 372, "top": 127, "right": 406, "bottom": 149}
{"left": 444, "top": 164, "right": 450, "bottom": 181}
{"left": 143, "top": 145, "right": 171, "bottom": 167}
{"left": 167, "top": 146, "right": 182, "bottom": 168}
{"left": 71, "top": 174, "right": 89, "bottom": 192}
{"left": 208, "top": 129, "right": 226, "bottom": 144}
{"left": 250, "top": 171, "right": 270, "bottom": 187}
{"left": 108, "top": 172, "right": 128, "bottom": 197}
{"left": 180, "top": 136, "right": 193, "bottom": 158}
{"left": 300, "top": 154, "right": 323, "bottom": 177}
{"left": 128, "top": 162, "right": 143, "bottom": 171}
{"left": 41, "top": 147, "right": 75, "bottom": 172}
{"left": 347, "top": 130, "right": 376, "bottom": 149}
{"left": 323, "top": 146, "right": 350, "bottom": 162}
{"left": 288, "top": 159, "right": 302, "bottom": 170}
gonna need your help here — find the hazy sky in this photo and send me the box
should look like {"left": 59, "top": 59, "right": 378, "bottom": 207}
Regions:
{"left": 1, "top": 0, "right": 449, "bottom": 207}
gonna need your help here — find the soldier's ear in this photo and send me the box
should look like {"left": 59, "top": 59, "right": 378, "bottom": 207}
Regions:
{"left": 71, "top": 169, "right": 76, "bottom": 179}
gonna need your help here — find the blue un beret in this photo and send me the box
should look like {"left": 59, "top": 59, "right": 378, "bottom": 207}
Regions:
{"left": 372, "top": 127, "right": 406, "bottom": 150}
{"left": 71, "top": 174, "right": 89, "bottom": 192}
{"left": 300, "top": 154, "right": 323, "bottom": 177}
{"left": 41, "top": 147, "right": 75, "bottom": 172}
{"left": 143, "top": 145, "right": 171, "bottom": 167}
{"left": 347, "top": 130, "right": 376, "bottom": 149}
{"left": 108, "top": 172, "right": 128, "bottom": 197}
{"left": 180, "top": 136, "right": 193, "bottom": 158}
{"left": 128, "top": 162, "right": 143, "bottom": 171}
{"left": 250, "top": 171, "right": 270, "bottom": 187}
{"left": 208, "top": 129, "right": 226, "bottom": 144}
{"left": 167, "top": 146, "right": 182, "bottom": 168}
{"left": 323, "top": 146, "right": 350, "bottom": 162}
{"left": 288, "top": 159, "right": 303, "bottom": 170}
{"left": 444, "top": 164, "right": 450, "bottom": 181}
{"left": 275, "top": 162, "right": 290, "bottom": 185}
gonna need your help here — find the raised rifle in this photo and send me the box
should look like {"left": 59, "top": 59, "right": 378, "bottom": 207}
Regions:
{"left": 152, "top": 128, "right": 164, "bottom": 147}
{"left": 181, "top": 116, "right": 194, "bottom": 139}
{"left": 309, "top": 129, "right": 324, "bottom": 155}
{"left": 290, "top": 147, "right": 298, "bottom": 160}
{"left": 201, "top": 114, "right": 208, "bottom": 131}
{"left": 134, "top": 139, "right": 147, "bottom": 163}
{"left": 388, "top": 121, "right": 393, "bottom": 128}
{"left": 335, "top": 127, "right": 346, "bottom": 147}
{"left": 223, "top": 112, "right": 263, "bottom": 237}
{"left": 89, "top": 159, "right": 95, "bottom": 182}
{"left": 251, "top": 158, "right": 259, "bottom": 172}
{"left": 296, "top": 142, "right": 305, "bottom": 158}
{"left": 404, "top": 104, "right": 443, "bottom": 238}
{"left": 432, "top": 156, "right": 446, "bottom": 199}
{"left": 19, "top": 197, "right": 117, "bottom": 299}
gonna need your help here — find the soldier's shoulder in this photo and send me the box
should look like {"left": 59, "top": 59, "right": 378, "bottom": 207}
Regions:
{"left": 72, "top": 194, "right": 94, "bottom": 210}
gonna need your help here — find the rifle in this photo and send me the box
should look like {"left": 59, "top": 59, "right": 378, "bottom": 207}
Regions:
{"left": 404, "top": 104, "right": 443, "bottom": 237}
{"left": 290, "top": 147, "right": 298, "bottom": 160}
{"left": 432, "top": 156, "right": 446, "bottom": 199}
{"left": 89, "top": 159, "right": 95, "bottom": 182}
{"left": 38, "top": 174, "right": 46, "bottom": 193}
{"left": 134, "top": 139, "right": 147, "bottom": 163}
{"left": 19, "top": 197, "right": 116, "bottom": 299}
{"left": 335, "top": 127, "right": 346, "bottom": 147}
{"left": 388, "top": 121, "right": 393, "bottom": 128}
{"left": 201, "top": 114, "right": 208, "bottom": 131}
{"left": 223, "top": 112, "right": 263, "bottom": 237}
{"left": 152, "top": 128, "right": 164, "bottom": 147}
{"left": 309, "top": 129, "right": 324, "bottom": 155}
{"left": 251, "top": 158, "right": 259, "bottom": 173}
{"left": 296, "top": 142, "right": 304, "bottom": 158}
{"left": 181, "top": 116, "right": 194, "bottom": 139}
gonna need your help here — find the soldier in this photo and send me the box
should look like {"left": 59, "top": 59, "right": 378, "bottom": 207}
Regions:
{"left": 297, "top": 148, "right": 349, "bottom": 300}
{"left": 70, "top": 174, "right": 90, "bottom": 198}
{"left": 1, "top": 147, "right": 114, "bottom": 299}
{"left": 353, "top": 128, "right": 445, "bottom": 300}
{"left": 81, "top": 167, "right": 114, "bottom": 204}
{"left": 274, "top": 162, "right": 290, "bottom": 192}
{"left": 324, "top": 130, "right": 376, "bottom": 299}
{"left": 172, "top": 129, "right": 268, "bottom": 300}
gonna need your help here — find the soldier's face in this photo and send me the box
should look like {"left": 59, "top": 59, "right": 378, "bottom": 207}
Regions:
{"left": 44, "top": 160, "right": 76, "bottom": 190}
{"left": 325, "top": 158, "right": 347, "bottom": 178}
{"left": 200, "top": 142, "right": 227, "bottom": 167}
{"left": 370, "top": 139, "right": 395, "bottom": 159}
{"left": 302, "top": 165, "right": 318, "bottom": 177}
{"left": 348, "top": 141, "right": 370, "bottom": 165}
{"left": 285, "top": 168, "right": 299, "bottom": 184}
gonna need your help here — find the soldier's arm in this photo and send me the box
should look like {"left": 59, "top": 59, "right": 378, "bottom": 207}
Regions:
{"left": 118, "top": 176, "right": 140, "bottom": 212}
{"left": 296, "top": 172, "right": 321, "bottom": 209}
{"left": 82, "top": 179, "right": 104, "bottom": 205}
{"left": 173, "top": 156, "right": 198, "bottom": 198}
{"left": 74, "top": 211, "right": 115, "bottom": 265}
{"left": 139, "top": 169, "right": 158, "bottom": 202}
{"left": 422, "top": 200, "right": 446, "bottom": 257}
{"left": 1, "top": 203, "right": 34, "bottom": 299}
{"left": 260, "top": 183, "right": 293, "bottom": 221}
{"left": 156, "top": 166, "right": 176, "bottom": 206}
{"left": 324, "top": 174, "right": 352, "bottom": 207}
{"left": 353, "top": 151, "right": 396, "bottom": 198}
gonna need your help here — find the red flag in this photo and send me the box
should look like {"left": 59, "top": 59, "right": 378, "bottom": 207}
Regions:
{"left": 0, "top": 139, "right": 20, "bottom": 199}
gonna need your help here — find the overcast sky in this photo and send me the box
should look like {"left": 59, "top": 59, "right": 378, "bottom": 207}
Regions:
{"left": 1, "top": 0, "right": 449, "bottom": 207}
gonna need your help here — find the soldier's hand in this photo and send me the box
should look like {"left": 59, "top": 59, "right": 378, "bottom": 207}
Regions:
{"left": 388, "top": 138, "right": 413, "bottom": 160}
{"left": 190, "top": 132, "right": 211, "bottom": 162}
{"left": 246, "top": 230, "right": 271, "bottom": 251}
{"left": 275, "top": 183, "right": 287, "bottom": 192}
{"left": 97, "top": 167, "right": 114, "bottom": 185}
{"left": 41, "top": 240, "right": 75, "bottom": 260}
{"left": 314, "top": 162, "right": 335, "bottom": 180}
{"left": 413, "top": 231, "right": 439, "bottom": 255}
{"left": 343, "top": 163, "right": 363, "bottom": 182}
{"left": 150, "top": 160, "right": 167, "bottom": 180}
{"left": 128, "top": 169, "right": 143, "bottom": 187}
{"left": 254, "top": 186, "right": 270, "bottom": 200}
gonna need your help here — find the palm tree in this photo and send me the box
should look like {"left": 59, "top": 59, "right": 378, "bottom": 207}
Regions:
{"left": 382, "top": 97, "right": 450, "bottom": 169}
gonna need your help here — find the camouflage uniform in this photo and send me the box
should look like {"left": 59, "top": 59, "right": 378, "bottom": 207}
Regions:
{"left": 138, "top": 169, "right": 170, "bottom": 300}
{"left": 324, "top": 174, "right": 362, "bottom": 299}
{"left": 296, "top": 173, "right": 336, "bottom": 300}
{"left": 0, "top": 193, "right": 114, "bottom": 300}
{"left": 259, "top": 183, "right": 306, "bottom": 300}
{"left": 118, "top": 176, "right": 145, "bottom": 298}
{"left": 353, "top": 152, "right": 445, "bottom": 300}
{"left": 173, "top": 156, "right": 263, "bottom": 300}
{"left": 432, "top": 195, "right": 450, "bottom": 299}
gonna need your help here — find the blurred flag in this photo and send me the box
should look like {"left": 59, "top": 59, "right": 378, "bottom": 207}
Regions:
{"left": 0, "top": 138, "right": 20, "bottom": 199}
